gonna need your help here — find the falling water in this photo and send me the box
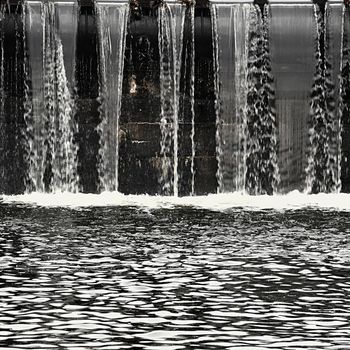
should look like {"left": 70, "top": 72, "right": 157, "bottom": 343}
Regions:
{"left": 210, "top": 3, "right": 221, "bottom": 192}
{"left": 96, "top": 3, "right": 129, "bottom": 192}
{"left": 158, "top": 2, "right": 186, "bottom": 196}
{"left": 340, "top": 5, "right": 350, "bottom": 192}
{"left": 25, "top": 1, "right": 78, "bottom": 192}
{"left": 245, "top": 5, "right": 279, "bottom": 195}
{"left": 211, "top": 3, "right": 250, "bottom": 193}
{"left": 306, "top": 4, "right": 339, "bottom": 194}
{"left": 189, "top": 4, "right": 195, "bottom": 196}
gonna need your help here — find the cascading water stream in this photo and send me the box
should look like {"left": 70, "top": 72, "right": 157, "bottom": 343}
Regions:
{"left": 306, "top": 4, "right": 339, "bottom": 194}
{"left": 245, "top": 5, "right": 279, "bottom": 195}
{"left": 0, "top": 1, "right": 348, "bottom": 197}
{"left": 25, "top": 1, "right": 78, "bottom": 193}
{"left": 96, "top": 2, "right": 129, "bottom": 192}
{"left": 189, "top": 4, "right": 195, "bottom": 196}
{"left": 340, "top": 4, "right": 350, "bottom": 192}
{"left": 158, "top": 2, "right": 186, "bottom": 196}
{"left": 211, "top": 3, "right": 250, "bottom": 193}
{"left": 210, "top": 3, "right": 222, "bottom": 192}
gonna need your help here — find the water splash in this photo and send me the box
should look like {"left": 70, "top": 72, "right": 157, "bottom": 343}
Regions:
{"left": 96, "top": 3, "right": 129, "bottom": 192}
{"left": 4, "top": 190, "right": 350, "bottom": 212}
{"left": 245, "top": 5, "right": 279, "bottom": 195}
{"left": 306, "top": 4, "right": 339, "bottom": 194}
{"left": 24, "top": 1, "right": 78, "bottom": 193}
{"left": 158, "top": 3, "right": 186, "bottom": 196}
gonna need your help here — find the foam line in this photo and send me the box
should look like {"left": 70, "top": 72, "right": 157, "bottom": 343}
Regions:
{"left": 2, "top": 191, "right": 350, "bottom": 211}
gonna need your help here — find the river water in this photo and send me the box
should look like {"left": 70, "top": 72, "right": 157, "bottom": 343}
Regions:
{"left": 0, "top": 195, "right": 350, "bottom": 349}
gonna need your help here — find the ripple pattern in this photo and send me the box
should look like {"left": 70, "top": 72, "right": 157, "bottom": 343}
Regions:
{"left": 0, "top": 205, "right": 350, "bottom": 349}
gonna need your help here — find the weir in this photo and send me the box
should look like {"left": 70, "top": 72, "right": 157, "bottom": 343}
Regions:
{"left": 0, "top": 0, "right": 349, "bottom": 196}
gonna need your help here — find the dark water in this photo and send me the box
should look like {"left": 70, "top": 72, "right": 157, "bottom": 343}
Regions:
{"left": 1, "top": 203, "right": 350, "bottom": 349}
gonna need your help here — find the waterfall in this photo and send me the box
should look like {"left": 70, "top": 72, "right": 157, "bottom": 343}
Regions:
{"left": 340, "top": 5, "right": 350, "bottom": 192}
{"left": 96, "top": 2, "right": 129, "bottom": 192}
{"left": 211, "top": 3, "right": 250, "bottom": 193}
{"left": 245, "top": 5, "right": 279, "bottom": 195}
{"left": 306, "top": 4, "right": 339, "bottom": 194}
{"left": 189, "top": 5, "right": 195, "bottom": 196}
{"left": 158, "top": 3, "right": 186, "bottom": 196}
{"left": 0, "top": 1, "right": 348, "bottom": 196}
{"left": 211, "top": 3, "right": 222, "bottom": 192}
{"left": 25, "top": 1, "right": 78, "bottom": 193}
{"left": 0, "top": 4, "right": 5, "bottom": 187}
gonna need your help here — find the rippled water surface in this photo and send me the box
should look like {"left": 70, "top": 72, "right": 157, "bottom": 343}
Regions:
{"left": 1, "top": 202, "right": 350, "bottom": 349}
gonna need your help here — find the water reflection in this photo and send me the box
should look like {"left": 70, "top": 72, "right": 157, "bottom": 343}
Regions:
{"left": 0, "top": 204, "right": 350, "bottom": 349}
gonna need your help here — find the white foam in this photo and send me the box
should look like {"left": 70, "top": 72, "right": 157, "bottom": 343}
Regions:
{"left": 2, "top": 190, "right": 350, "bottom": 211}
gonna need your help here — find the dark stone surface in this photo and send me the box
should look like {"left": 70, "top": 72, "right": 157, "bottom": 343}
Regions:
{"left": 5, "top": 2, "right": 348, "bottom": 196}
{"left": 0, "top": 6, "right": 26, "bottom": 195}
{"left": 193, "top": 2, "right": 218, "bottom": 195}
{"left": 178, "top": 6, "right": 195, "bottom": 196}
{"left": 118, "top": 8, "right": 161, "bottom": 195}
{"left": 0, "top": 2, "right": 220, "bottom": 196}
{"left": 75, "top": 5, "right": 100, "bottom": 193}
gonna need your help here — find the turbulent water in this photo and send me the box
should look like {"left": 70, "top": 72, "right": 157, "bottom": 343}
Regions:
{"left": 306, "top": 4, "right": 340, "bottom": 195}
{"left": 0, "top": 200, "right": 350, "bottom": 349}
{"left": 212, "top": 4, "right": 279, "bottom": 195}
{"left": 25, "top": 1, "right": 79, "bottom": 193}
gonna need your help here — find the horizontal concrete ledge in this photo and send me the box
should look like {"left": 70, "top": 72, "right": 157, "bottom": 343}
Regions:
{"left": 25, "top": 0, "right": 76, "bottom": 3}
{"left": 210, "top": 0, "right": 343, "bottom": 3}
{"left": 26, "top": 0, "right": 128, "bottom": 4}
{"left": 17, "top": 0, "right": 346, "bottom": 3}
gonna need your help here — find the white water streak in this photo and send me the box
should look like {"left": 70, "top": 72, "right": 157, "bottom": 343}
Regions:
{"left": 25, "top": 1, "right": 78, "bottom": 192}
{"left": 235, "top": 5, "right": 250, "bottom": 192}
{"left": 190, "top": 5, "right": 195, "bottom": 196}
{"left": 211, "top": 4, "right": 250, "bottom": 193}
{"left": 96, "top": 3, "right": 129, "bottom": 192}
{"left": 158, "top": 4, "right": 186, "bottom": 196}
{"left": 210, "top": 4, "right": 222, "bottom": 193}
{"left": 339, "top": 4, "right": 346, "bottom": 189}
